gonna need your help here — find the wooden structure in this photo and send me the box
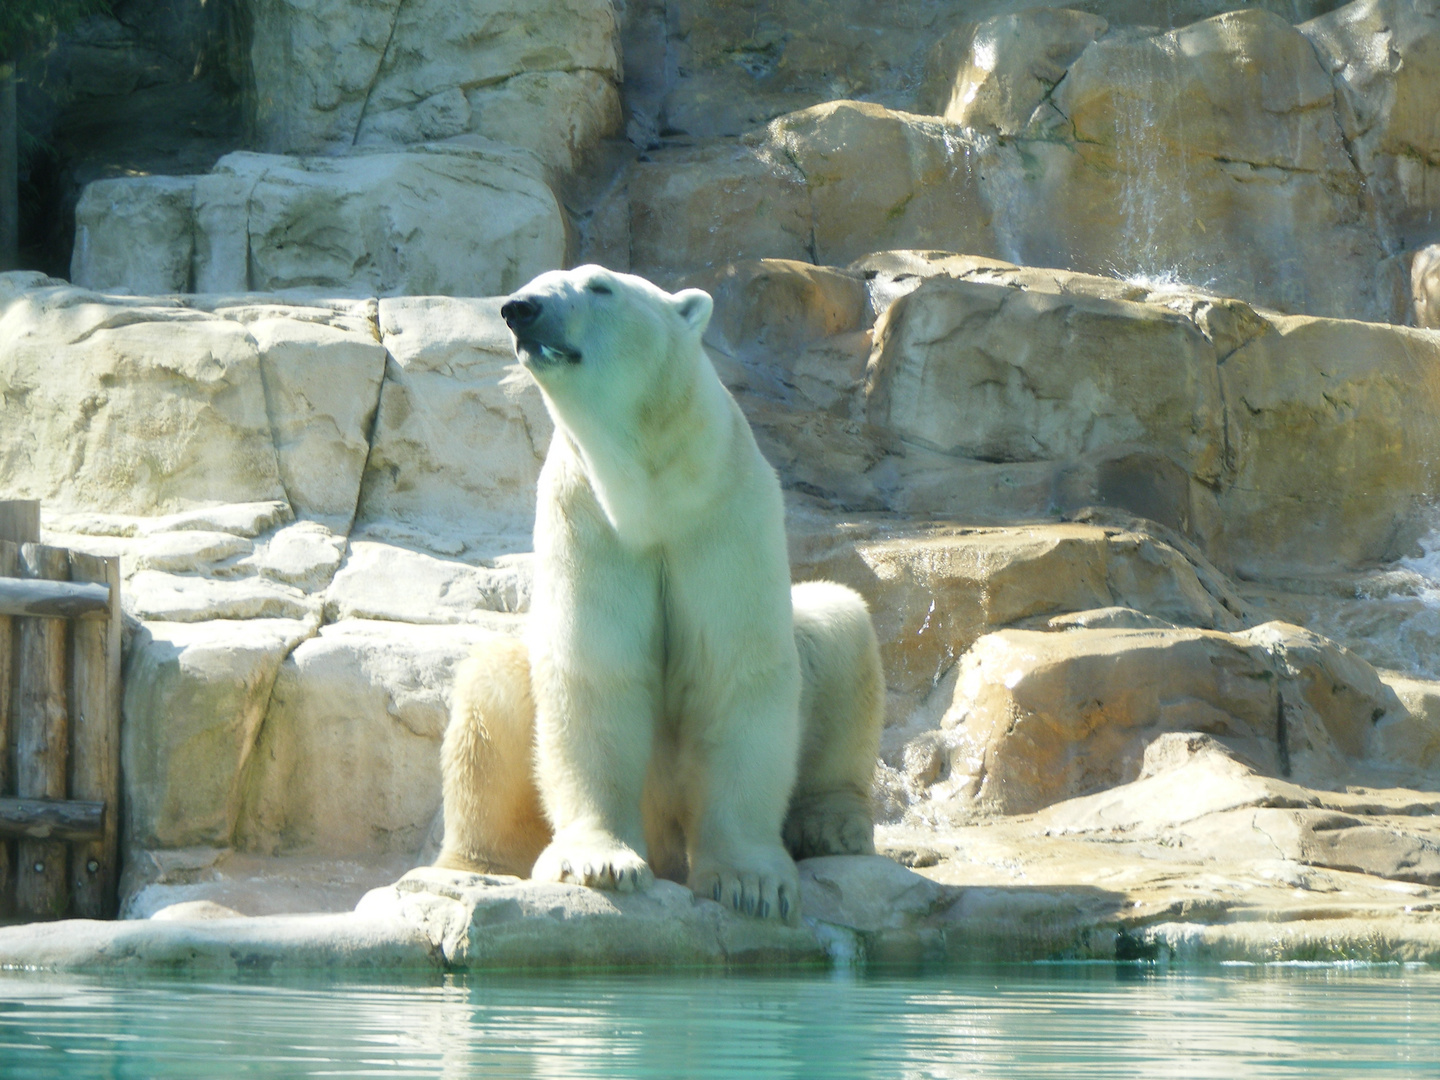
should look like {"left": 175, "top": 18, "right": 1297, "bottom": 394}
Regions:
{"left": 0, "top": 499, "right": 122, "bottom": 920}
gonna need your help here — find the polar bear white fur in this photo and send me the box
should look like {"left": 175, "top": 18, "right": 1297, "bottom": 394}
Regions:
{"left": 435, "top": 266, "right": 883, "bottom": 922}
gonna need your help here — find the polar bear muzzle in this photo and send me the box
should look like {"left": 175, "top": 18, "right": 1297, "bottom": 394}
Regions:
{"left": 501, "top": 296, "right": 582, "bottom": 366}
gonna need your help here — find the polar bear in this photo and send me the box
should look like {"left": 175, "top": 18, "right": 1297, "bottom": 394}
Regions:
{"left": 435, "top": 266, "right": 883, "bottom": 922}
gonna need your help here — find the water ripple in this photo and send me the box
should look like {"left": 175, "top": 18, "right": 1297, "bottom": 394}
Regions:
{"left": 0, "top": 964, "right": 1437, "bottom": 1079}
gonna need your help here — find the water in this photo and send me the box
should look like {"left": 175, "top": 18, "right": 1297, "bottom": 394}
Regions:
{"left": 2, "top": 964, "right": 1438, "bottom": 1078}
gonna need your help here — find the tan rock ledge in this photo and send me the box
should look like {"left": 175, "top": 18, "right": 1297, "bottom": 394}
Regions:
{"left": 4, "top": 847, "right": 1440, "bottom": 972}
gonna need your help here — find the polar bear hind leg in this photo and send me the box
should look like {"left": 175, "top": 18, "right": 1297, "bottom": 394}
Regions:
{"left": 436, "top": 583, "right": 883, "bottom": 876}
{"left": 434, "top": 635, "right": 551, "bottom": 877}
{"left": 785, "top": 581, "right": 884, "bottom": 859}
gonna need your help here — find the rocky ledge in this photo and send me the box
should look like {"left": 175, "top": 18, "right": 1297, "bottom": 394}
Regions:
{"left": 8, "top": 808, "right": 1440, "bottom": 974}
{"left": 8, "top": 727, "right": 1440, "bottom": 973}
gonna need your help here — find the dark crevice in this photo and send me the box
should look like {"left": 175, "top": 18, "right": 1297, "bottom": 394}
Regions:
{"left": 1276, "top": 690, "right": 1292, "bottom": 778}
{"left": 352, "top": 0, "right": 409, "bottom": 147}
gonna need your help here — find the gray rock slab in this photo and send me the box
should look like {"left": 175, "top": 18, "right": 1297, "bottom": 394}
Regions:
{"left": 358, "top": 868, "right": 829, "bottom": 969}
{"left": 126, "top": 571, "right": 318, "bottom": 623}
{"left": 325, "top": 542, "right": 532, "bottom": 623}
{"left": 0, "top": 915, "right": 439, "bottom": 974}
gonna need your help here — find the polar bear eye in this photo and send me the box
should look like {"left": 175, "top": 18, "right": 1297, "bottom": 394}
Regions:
{"left": 587, "top": 282, "right": 613, "bottom": 295}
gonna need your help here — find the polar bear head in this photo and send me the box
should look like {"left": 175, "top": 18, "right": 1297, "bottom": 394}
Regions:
{"left": 500, "top": 266, "right": 714, "bottom": 432}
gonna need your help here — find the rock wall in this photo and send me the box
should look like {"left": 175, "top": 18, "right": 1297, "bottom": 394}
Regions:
{"left": 8, "top": 0, "right": 1440, "bottom": 936}
{"left": 47, "top": 0, "right": 1440, "bottom": 324}
{"left": 8, "top": 253, "right": 1440, "bottom": 916}
{"left": 590, "top": 1, "right": 1440, "bottom": 324}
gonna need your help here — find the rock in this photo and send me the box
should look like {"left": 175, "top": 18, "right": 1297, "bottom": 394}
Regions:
{"left": 610, "top": 3, "right": 1418, "bottom": 322}
{"left": 235, "top": 618, "right": 522, "bottom": 860}
{"left": 1239, "top": 564, "right": 1440, "bottom": 682}
{"left": 1302, "top": 0, "right": 1440, "bottom": 243}
{"left": 0, "top": 913, "right": 438, "bottom": 973}
{"left": 920, "top": 621, "right": 1405, "bottom": 816}
{"left": 122, "top": 851, "right": 422, "bottom": 919}
{"left": 0, "top": 284, "right": 384, "bottom": 521}
{"left": 1, "top": 287, "right": 281, "bottom": 515}
{"left": 1376, "top": 675, "right": 1440, "bottom": 771}
{"left": 622, "top": 102, "right": 995, "bottom": 276}
{"left": 132, "top": 531, "right": 254, "bottom": 575}
{"left": 358, "top": 867, "right": 824, "bottom": 968}
{"left": 126, "top": 572, "right": 318, "bottom": 623}
{"left": 988, "top": 9, "right": 1388, "bottom": 321}
{"left": 690, "top": 259, "right": 871, "bottom": 361}
{"left": 216, "top": 145, "right": 565, "bottom": 298}
{"left": 242, "top": 522, "right": 349, "bottom": 592}
{"left": 355, "top": 296, "right": 552, "bottom": 555}
{"left": 325, "top": 542, "right": 531, "bottom": 623}
{"left": 618, "top": 142, "right": 814, "bottom": 274}
{"left": 71, "top": 176, "right": 198, "bottom": 293}
{"left": 72, "top": 144, "right": 567, "bottom": 299}
{"left": 920, "top": 9, "right": 1109, "bottom": 134}
{"left": 122, "top": 618, "right": 317, "bottom": 852}
{"left": 237, "top": 312, "right": 388, "bottom": 530}
{"left": 1033, "top": 731, "right": 1319, "bottom": 835}
{"left": 866, "top": 273, "right": 1224, "bottom": 481}
{"left": 799, "top": 855, "right": 950, "bottom": 940}
{"left": 251, "top": 0, "right": 620, "bottom": 169}
{"left": 794, "top": 520, "right": 1244, "bottom": 698}
{"left": 1045, "top": 607, "right": 1179, "bottom": 631}
{"left": 768, "top": 101, "right": 995, "bottom": 267}
{"left": 639, "top": 1, "right": 971, "bottom": 137}
{"left": 625, "top": 0, "right": 1348, "bottom": 145}
{"left": 1025, "top": 729, "right": 1440, "bottom": 891}
{"left": 149, "top": 901, "right": 246, "bottom": 920}
{"left": 1216, "top": 314, "right": 1440, "bottom": 574}
{"left": 450, "top": 70, "right": 622, "bottom": 174}
{"left": 713, "top": 255, "right": 1440, "bottom": 577}
{"left": 139, "top": 502, "right": 294, "bottom": 539}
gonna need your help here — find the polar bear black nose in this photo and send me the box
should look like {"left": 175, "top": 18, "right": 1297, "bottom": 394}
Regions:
{"left": 501, "top": 298, "right": 541, "bottom": 330}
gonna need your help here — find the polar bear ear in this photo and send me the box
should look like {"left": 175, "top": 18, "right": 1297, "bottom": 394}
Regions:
{"left": 673, "top": 289, "right": 714, "bottom": 335}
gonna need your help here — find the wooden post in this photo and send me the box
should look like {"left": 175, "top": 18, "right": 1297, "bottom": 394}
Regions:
{"left": 14, "top": 544, "right": 71, "bottom": 919}
{"left": 0, "top": 540, "right": 14, "bottom": 916}
{"left": 67, "top": 551, "right": 121, "bottom": 918}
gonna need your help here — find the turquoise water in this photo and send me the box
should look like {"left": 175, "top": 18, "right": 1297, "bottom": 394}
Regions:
{"left": 1, "top": 964, "right": 1438, "bottom": 1078}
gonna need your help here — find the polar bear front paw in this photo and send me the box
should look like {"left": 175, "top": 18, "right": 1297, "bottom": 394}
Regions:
{"left": 690, "top": 847, "right": 800, "bottom": 924}
{"left": 531, "top": 833, "right": 654, "bottom": 893}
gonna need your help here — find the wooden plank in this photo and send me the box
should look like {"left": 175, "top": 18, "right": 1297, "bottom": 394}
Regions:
{"left": 0, "top": 798, "right": 104, "bottom": 841}
{"left": 0, "top": 578, "right": 110, "bottom": 619}
{"left": 67, "top": 551, "right": 121, "bottom": 917}
{"left": 0, "top": 501, "right": 39, "bottom": 545}
{"left": 0, "top": 541, "right": 14, "bottom": 916}
{"left": 14, "top": 543, "right": 71, "bottom": 919}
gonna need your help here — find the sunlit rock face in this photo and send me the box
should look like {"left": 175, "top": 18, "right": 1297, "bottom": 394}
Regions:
{"left": 59, "top": 0, "right": 1438, "bottom": 321}
{"left": 1303, "top": 0, "right": 1440, "bottom": 245}
{"left": 593, "top": 1, "right": 1439, "bottom": 324}
{"left": 0, "top": 279, "right": 385, "bottom": 528}
{"left": 73, "top": 144, "right": 566, "bottom": 298}
{"left": 916, "top": 622, "right": 1407, "bottom": 817}
{"left": 1004, "top": 10, "right": 1384, "bottom": 318}
{"left": 248, "top": 0, "right": 621, "bottom": 170}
